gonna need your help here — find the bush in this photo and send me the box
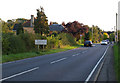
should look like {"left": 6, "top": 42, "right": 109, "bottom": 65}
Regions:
{"left": 2, "top": 32, "right": 77, "bottom": 55}
{"left": 2, "top": 33, "right": 26, "bottom": 54}
{"left": 2, "top": 33, "right": 11, "bottom": 55}
{"left": 46, "top": 36, "right": 59, "bottom": 49}
{"left": 58, "top": 33, "right": 77, "bottom": 46}
{"left": 9, "top": 35, "right": 26, "bottom": 54}
{"left": 19, "top": 33, "right": 36, "bottom": 51}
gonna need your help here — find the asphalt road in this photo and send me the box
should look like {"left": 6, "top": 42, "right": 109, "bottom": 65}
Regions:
{"left": 2, "top": 44, "right": 109, "bottom": 82}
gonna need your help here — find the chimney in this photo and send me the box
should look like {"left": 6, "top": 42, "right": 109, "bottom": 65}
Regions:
{"left": 30, "top": 15, "right": 34, "bottom": 27}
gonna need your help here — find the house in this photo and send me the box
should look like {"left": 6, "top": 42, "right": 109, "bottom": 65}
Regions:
{"left": 49, "top": 24, "right": 65, "bottom": 34}
{"left": 23, "top": 15, "right": 35, "bottom": 34}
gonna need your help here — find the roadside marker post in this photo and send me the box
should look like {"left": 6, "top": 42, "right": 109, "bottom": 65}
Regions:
{"left": 80, "top": 35, "right": 82, "bottom": 44}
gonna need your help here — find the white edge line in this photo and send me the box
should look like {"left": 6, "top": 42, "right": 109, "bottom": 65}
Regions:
{"left": 0, "top": 67, "right": 39, "bottom": 81}
{"left": 50, "top": 58, "right": 66, "bottom": 64}
{"left": 84, "top": 46, "right": 109, "bottom": 83}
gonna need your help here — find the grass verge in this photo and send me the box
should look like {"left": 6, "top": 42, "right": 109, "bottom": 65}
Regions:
{"left": 2, "top": 45, "right": 83, "bottom": 63}
{"left": 113, "top": 44, "right": 120, "bottom": 83}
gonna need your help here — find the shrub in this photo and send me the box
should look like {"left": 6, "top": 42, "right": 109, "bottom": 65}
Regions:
{"left": 8, "top": 35, "right": 26, "bottom": 54}
{"left": 58, "top": 33, "right": 77, "bottom": 46}
{"left": 19, "top": 33, "right": 36, "bottom": 51}
{"left": 2, "top": 33, "right": 26, "bottom": 54}
{"left": 2, "top": 33, "right": 11, "bottom": 55}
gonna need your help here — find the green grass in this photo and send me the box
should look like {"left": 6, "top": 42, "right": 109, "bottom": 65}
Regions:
{"left": 2, "top": 45, "right": 82, "bottom": 63}
{"left": 113, "top": 44, "right": 120, "bottom": 82}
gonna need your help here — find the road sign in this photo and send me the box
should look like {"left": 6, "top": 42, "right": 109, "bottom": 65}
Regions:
{"left": 80, "top": 35, "right": 82, "bottom": 36}
{"left": 35, "top": 40, "right": 47, "bottom": 45}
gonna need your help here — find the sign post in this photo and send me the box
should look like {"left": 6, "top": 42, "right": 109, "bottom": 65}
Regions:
{"left": 35, "top": 40, "right": 47, "bottom": 52}
{"left": 80, "top": 35, "right": 82, "bottom": 44}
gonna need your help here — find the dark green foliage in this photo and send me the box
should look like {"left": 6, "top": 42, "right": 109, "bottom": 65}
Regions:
{"left": 16, "top": 23, "right": 24, "bottom": 35}
{"left": 2, "top": 33, "right": 37, "bottom": 55}
{"left": 84, "top": 31, "right": 92, "bottom": 40}
{"left": 8, "top": 35, "right": 26, "bottom": 54}
{"left": 2, "top": 33, "right": 26, "bottom": 54}
{"left": 19, "top": 33, "right": 36, "bottom": 51}
{"left": 2, "top": 33, "right": 11, "bottom": 55}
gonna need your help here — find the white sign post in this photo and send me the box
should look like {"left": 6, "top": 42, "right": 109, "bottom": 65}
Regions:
{"left": 35, "top": 40, "right": 47, "bottom": 51}
{"left": 80, "top": 35, "right": 82, "bottom": 44}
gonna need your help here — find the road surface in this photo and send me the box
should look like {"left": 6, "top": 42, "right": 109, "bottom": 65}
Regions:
{"left": 2, "top": 44, "right": 109, "bottom": 82}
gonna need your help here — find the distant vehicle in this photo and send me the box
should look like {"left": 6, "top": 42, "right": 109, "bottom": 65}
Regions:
{"left": 84, "top": 40, "right": 92, "bottom": 47}
{"left": 106, "top": 39, "right": 110, "bottom": 44}
{"left": 101, "top": 40, "right": 108, "bottom": 45}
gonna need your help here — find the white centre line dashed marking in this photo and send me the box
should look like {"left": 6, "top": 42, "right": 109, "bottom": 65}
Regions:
{"left": 82, "top": 51, "right": 87, "bottom": 53}
{"left": 0, "top": 67, "right": 39, "bottom": 81}
{"left": 72, "top": 54, "right": 77, "bottom": 56}
{"left": 50, "top": 58, "right": 67, "bottom": 64}
{"left": 72, "top": 53, "right": 81, "bottom": 56}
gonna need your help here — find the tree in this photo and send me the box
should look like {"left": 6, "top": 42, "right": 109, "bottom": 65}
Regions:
{"left": 34, "top": 6, "right": 49, "bottom": 36}
{"left": 16, "top": 23, "right": 24, "bottom": 35}
{"left": 62, "top": 22, "right": 65, "bottom": 26}
{"left": 103, "top": 32, "right": 109, "bottom": 40}
{"left": 65, "top": 21, "right": 89, "bottom": 40}
{"left": 84, "top": 31, "right": 92, "bottom": 40}
{"left": 2, "top": 20, "right": 10, "bottom": 33}
{"left": 109, "top": 33, "right": 115, "bottom": 41}
{"left": 90, "top": 25, "right": 103, "bottom": 43}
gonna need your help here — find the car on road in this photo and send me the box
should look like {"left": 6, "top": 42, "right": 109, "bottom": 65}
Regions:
{"left": 101, "top": 40, "right": 108, "bottom": 45}
{"left": 106, "top": 39, "right": 110, "bottom": 44}
{"left": 84, "top": 40, "right": 92, "bottom": 47}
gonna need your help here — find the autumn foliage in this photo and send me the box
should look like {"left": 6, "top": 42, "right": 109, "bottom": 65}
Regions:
{"left": 64, "top": 21, "right": 89, "bottom": 40}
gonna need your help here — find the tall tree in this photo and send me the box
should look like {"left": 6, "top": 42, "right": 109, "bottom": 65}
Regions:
{"left": 90, "top": 25, "right": 101, "bottom": 43}
{"left": 103, "top": 32, "right": 109, "bottom": 40}
{"left": 84, "top": 31, "right": 92, "bottom": 40}
{"left": 16, "top": 23, "right": 24, "bottom": 35}
{"left": 65, "top": 21, "right": 88, "bottom": 40}
{"left": 34, "top": 6, "right": 49, "bottom": 36}
{"left": 2, "top": 20, "right": 10, "bottom": 33}
{"left": 109, "top": 33, "right": 115, "bottom": 41}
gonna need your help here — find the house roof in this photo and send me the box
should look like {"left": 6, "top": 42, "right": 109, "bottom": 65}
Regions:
{"left": 49, "top": 24, "right": 64, "bottom": 31}
{"left": 23, "top": 20, "right": 31, "bottom": 27}
{"left": 23, "top": 17, "right": 36, "bottom": 27}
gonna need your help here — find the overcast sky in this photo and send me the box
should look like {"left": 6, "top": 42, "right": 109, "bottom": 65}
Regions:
{"left": 0, "top": 0, "right": 119, "bottom": 31}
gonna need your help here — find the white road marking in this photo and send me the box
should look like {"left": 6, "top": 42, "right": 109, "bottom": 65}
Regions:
{"left": 50, "top": 58, "right": 67, "bottom": 64}
{"left": 72, "top": 55, "right": 76, "bottom": 56}
{"left": 82, "top": 51, "right": 86, "bottom": 53}
{"left": 0, "top": 67, "right": 39, "bottom": 81}
{"left": 84, "top": 46, "right": 109, "bottom": 83}
{"left": 72, "top": 53, "right": 81, "bottom": 56}
{"left": 72, "top": 54, "right": 77, "bottom": 56}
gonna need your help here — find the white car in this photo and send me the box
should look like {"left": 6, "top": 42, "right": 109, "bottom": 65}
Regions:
{"left": 101, "top": 40, "right": 108, "bottom": 45}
